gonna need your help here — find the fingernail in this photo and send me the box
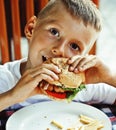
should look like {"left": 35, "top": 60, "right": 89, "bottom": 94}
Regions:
{"left": 69, "top": 66, "right": 74, "bottom": 71}
{"left": 55, "top": 76, "right": 59, "bottom": 80}
{"left": 44, "top": 83, "right": 49, "bottom": 90}
{"left": 74, "top": 68, "right": 78, "bottom": 73}
{"left": 58, "top": 68, "right": 61, "bottom": 72}
{"left": 68, "top": 59, "right": 72, "bottom": 64}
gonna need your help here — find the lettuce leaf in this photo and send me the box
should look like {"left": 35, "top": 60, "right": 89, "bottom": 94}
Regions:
{"left": 64, "top": 84, "right": 86, "bottom": 102}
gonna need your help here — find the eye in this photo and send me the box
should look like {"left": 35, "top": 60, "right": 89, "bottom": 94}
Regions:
{"left": 70, "top": 43, "right": 80, "bottom": 51}
{"left": 50, "top": 28, "right": 59, "bottom": 37}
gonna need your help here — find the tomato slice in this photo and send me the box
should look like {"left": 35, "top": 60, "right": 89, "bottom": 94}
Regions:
{"left": 45, "top": 90, "right": 66, "bottom": 99}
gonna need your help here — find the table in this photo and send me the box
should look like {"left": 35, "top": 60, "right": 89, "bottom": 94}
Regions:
{"left": 0, "top": 103, "right": 116, "bottom": 130}
{"left": 92, "top": 104, "right": 116, "bottom": 130}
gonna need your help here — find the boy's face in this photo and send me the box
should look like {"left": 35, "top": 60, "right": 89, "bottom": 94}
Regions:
{"left": 25, "top": 9, "right": 99, "bottom": 68}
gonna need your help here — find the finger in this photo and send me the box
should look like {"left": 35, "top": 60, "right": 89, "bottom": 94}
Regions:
{"left": 68, "top": 55, "right": 82, "bottom": 64}
{"left": 34, "top": 73, "right": 56, "bottom": 84}
{"left": 35, "top": 63, "right": 61, "bottom": 73}
{"left": 29, "top": 63, "right": 61, "bottom": 78}
{"left": 68, "top": 56, "right": 84, "bottom": 71}
{"left": 78, "top": 56, "right": 97, "bottom": 71}
{"left": 34, "top": 67, "right": 60, "bottom": 80}
{"left": 23, "top": 63, "right": 61, "bottom": 81}
{"left": 77, "top": 55, "right": 96, "bottom": 71}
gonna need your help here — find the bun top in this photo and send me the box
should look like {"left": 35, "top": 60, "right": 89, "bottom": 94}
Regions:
{"left": 46, "top": 58, "right": 85, "bottom": 88}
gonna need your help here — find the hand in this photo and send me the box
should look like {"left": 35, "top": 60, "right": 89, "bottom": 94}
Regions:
{"left": 11, "top": 63, "right": 61, "bottom": 103}
{"left": 68, "top": 55, "right": 111, "bottom": 84}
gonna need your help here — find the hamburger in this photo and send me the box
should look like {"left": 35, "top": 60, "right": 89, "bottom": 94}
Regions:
{"left": 40, "top": 58, "right": 86, "bottom": 102}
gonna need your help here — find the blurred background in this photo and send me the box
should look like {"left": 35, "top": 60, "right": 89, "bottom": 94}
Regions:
{"left": 97, "top": 0, "right": 116, "bottom": 70}
{"left": 0, "top": 0, "right": 116, "bottom": 71}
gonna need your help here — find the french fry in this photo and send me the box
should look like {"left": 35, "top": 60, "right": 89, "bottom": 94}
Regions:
{"left": 79, "top": 121, "right": 103, "bottom": 130}
{"left": 79, "top": 115, "right": 95, "bottom": 124}
{"left": 51, "top": 120, "right": 63, "bottom": 129}
{"left": 79, "top": 115, "right": 104, "bottom": 130}
{"left": 67, "top": 128, "right": 75, "bottom": 130}
{"left": 50, "top": 115, "right": 104, "bottom": 130}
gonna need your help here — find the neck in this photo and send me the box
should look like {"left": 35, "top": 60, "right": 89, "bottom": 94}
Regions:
{"left": 20, "top": 61, "right": 27, "bottom": 75}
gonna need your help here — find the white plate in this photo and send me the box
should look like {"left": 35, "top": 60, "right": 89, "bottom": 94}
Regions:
{"left": 6, "top": 101, "right": 112, "bottom": 130}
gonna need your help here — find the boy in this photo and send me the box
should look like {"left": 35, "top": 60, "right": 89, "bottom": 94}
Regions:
{"left": 0, "top": 0, "right": 116, "bottom": 111}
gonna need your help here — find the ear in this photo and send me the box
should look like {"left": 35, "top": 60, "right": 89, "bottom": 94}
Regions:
{"left": 24, "top": 16, "right": 37, "bottom": 40}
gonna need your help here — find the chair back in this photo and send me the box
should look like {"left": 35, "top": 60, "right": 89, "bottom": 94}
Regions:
{"left": 0, "top": 0, "right": 48, "bottom": 64}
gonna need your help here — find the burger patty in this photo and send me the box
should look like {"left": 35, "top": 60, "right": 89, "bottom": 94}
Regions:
{"left": 39, "top": 81, "right": 65, "bottom": 93}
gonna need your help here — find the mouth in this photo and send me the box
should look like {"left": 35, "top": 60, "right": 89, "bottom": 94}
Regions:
{"left": 42, "top": 56, "right": 48, "bottom": 62}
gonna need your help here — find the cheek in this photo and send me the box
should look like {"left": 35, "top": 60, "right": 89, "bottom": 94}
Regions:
{"left": 30, "top": 35, "right": 48, "bottom": 52}
{"left": 31, "top": 32, "right": 54, "bottom": 49}
{"left": 28, "top": 40, "right": 43, "bottom": 67}
{"left": 28, "top": 38, "right": 53, "bottom": 66}
{"left": 64, "top": 46, "right": 79, "bottom": 58}
{"left": 28, "top": 49, "right": 42, "bottom": 67}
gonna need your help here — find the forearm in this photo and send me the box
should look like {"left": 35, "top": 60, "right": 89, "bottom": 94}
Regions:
{"left": 104, "top": 71, "right": 116, "bottom": 87}
{"left": 76, "top": 83, "right": 116, "bottom": 104}
{"left": 0, "top": 90, "right": 18, "bottom": 111}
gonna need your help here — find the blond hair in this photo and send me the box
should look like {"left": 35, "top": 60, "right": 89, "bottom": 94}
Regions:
{"left": 37, "top": 0, "right": 102, "bottom": 32}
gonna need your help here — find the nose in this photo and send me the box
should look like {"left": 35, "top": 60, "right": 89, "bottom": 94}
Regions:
{"left": 52, "top": 45, "right": 65, "bottom": 57}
